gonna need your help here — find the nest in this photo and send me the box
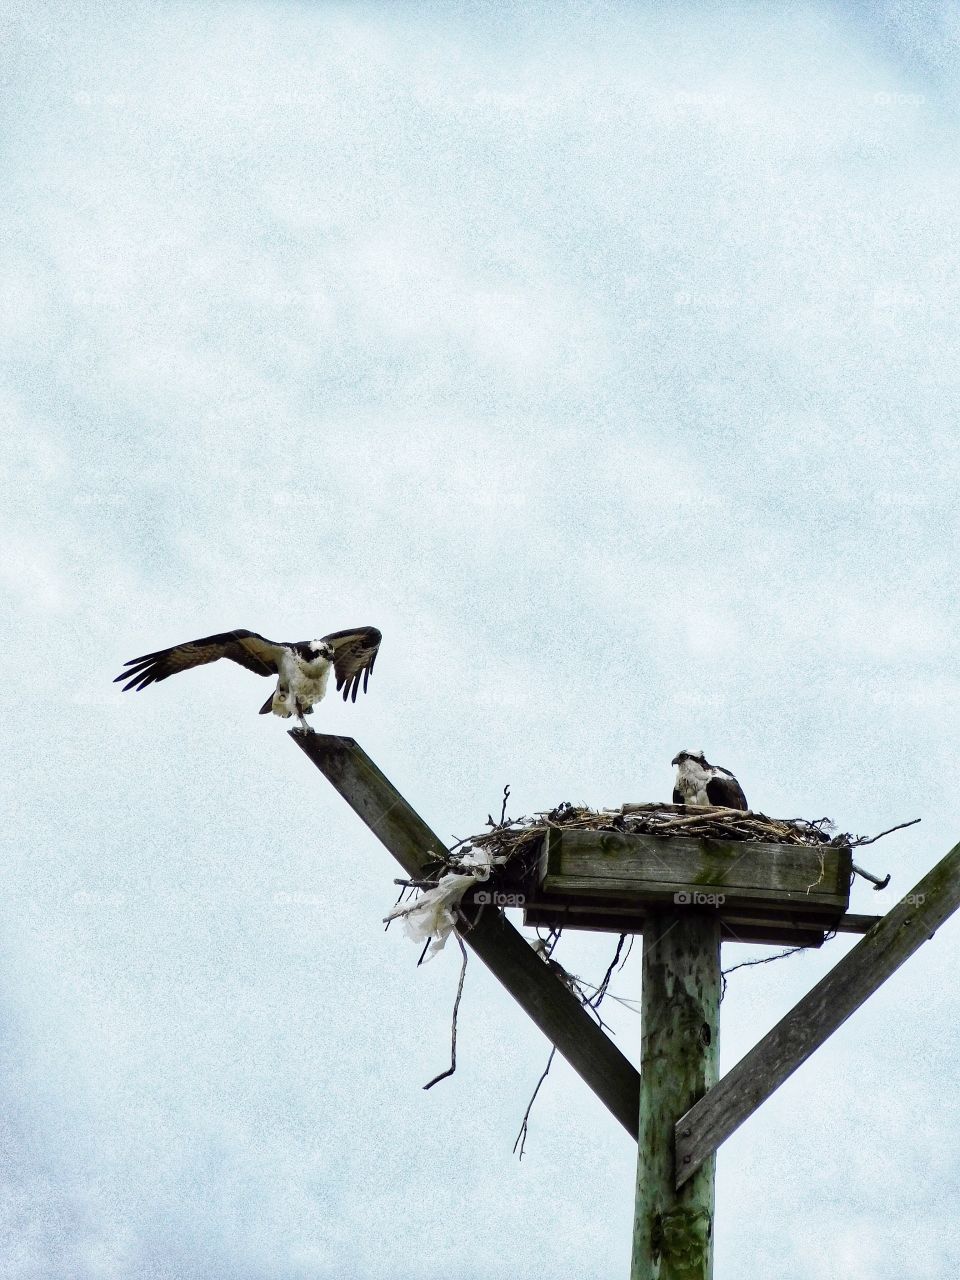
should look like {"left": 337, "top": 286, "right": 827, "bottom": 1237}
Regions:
{"left": 453, "top": 801, "right": 897, "bottom": 872}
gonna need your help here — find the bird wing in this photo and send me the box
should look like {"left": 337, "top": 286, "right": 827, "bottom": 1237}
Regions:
{"left": 672, "top": 788, "right": 684, "bottom": 805}
{"left": 114, "top": 630, "right": 285, "bottom": 692}
{"left": 705, "top": 772, "right": 748, "bottom": 810}
{"left": 322, "top": 626, "right": 382, "bottom": 702}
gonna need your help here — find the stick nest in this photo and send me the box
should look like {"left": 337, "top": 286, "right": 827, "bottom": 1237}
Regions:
{"left": 452, "top": 801, "right": 904, "bottom": 872}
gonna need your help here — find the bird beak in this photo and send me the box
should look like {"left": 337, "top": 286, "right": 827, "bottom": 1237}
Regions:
{"left": 671, "top": 754, "right": 681, "bottom": 766}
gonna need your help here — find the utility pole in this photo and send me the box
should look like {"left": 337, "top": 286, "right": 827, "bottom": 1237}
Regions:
{"left": 290, "top": 732, "right": 960, "bottom": 1279}
{"left": 632, "top": 911, "right": 720, "bottom": 1280}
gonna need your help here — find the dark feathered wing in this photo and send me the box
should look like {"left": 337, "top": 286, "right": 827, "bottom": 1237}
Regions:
{"left": 322, "top": 626, "right": 382, "bottom": 703}
{"left": 114, "top": 630, "right": 285, "bottom": 692}
{"left": 705, "top": 772, "right": 748, "bottom": 810}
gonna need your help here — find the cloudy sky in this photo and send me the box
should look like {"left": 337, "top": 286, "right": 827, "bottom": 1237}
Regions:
{"left": 4, "top": 1, "right": 960, "bottom": 1276}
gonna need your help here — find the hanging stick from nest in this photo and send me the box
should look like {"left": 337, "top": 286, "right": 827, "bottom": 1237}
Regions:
{"left": 422, "top": 932, "right": 468, "bottom": 1090}
{"left": 513, "top": 1046, "right": 556, "bottom": 1160}
{"left": 385, "top": 883, "right": 410, "bottom": 932}
{"left": 587, "top": 933, "right": 628, "bottom": 1010}
{"left": 512, "top": 933, "right": 629, "bottom": 1156}
{"left": 720, "top": 945, "right": 806, "bottom": 1001}
{"left": 804, "top": 848, "right": 826, "bottom": 895}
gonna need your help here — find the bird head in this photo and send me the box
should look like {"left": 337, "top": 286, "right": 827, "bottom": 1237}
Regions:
{"left": 314, "top": 640, "right": 335, "bottom": 662}
{"left": 672, "top": 749, "right": 708, "bottom": 767}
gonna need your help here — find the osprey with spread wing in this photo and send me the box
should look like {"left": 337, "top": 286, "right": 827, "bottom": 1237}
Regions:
{"left": 671, "top": 749, "right": 748, "bottom": 810}
{"left": 114, "top": 626, "right": 381, "bottom": 732}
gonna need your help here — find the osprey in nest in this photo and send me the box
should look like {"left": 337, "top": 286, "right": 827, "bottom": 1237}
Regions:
{"left": 115, "top": 626, "right": 381, "bottom": 732}
{"left": 672, "top": 749, "right": 748, "bottom": 810}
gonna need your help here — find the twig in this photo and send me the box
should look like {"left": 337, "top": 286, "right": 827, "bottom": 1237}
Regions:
{"left": 721, "top": 945, "right": 805, "bottom": 1000}
{"left": 578, "top": 997, "right": 616, "bottom": 1035}
{"left": 574, "top": 978, "right": 643, "bottom": 1014}
{"left": 513, "top": 1046, "right": 556, "bottom": 1160}
{"left": 588, "top": 933, "right": 627, "bottom": 1009}
{"left": 461, "top": 901, "right": 486, "bottom": 930}
{"left": 804, "top": 848, "right": 826, "bottom": 895}
{"left": 850, "top": 817, "right": 921, "bottom": 847}
{"left": 534, "top": 926, "right": 563, "bottom": 960}
{"left": 385, "top": 883, "right": 409, "bottom": 932}
{"left": 647, "top": 807, "right": 750, "bottom": 831}
{"left": 422, "top": 933, "right": 468, "bottom": 1089}
{"left": 500, "top": 784, "right": 511, "bottom": 825}
{"left": 512, "top": 931, "right": 634, "bottom": 1157}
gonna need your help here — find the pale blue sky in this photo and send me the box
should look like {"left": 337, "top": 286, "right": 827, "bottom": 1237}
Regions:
{"left": 3, "top": 2, "right": 960, "bottom": 1277}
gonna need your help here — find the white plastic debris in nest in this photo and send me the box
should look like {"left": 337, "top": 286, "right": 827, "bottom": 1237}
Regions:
{"left": 384, "top": 847, "right": 505, "bottom": 960}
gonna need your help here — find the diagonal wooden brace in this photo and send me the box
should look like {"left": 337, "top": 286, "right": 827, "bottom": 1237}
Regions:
{"left": 675, "top": 836, "right": 960, "bottom": 1185}
{"left": 289, "top": 731, "right": 642, "bottom": 1137}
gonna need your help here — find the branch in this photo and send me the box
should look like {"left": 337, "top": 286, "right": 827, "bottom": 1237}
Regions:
{"left": 513, "top": 1046, "right": 557, "bottom": 1160}
{"left": 720, "top": 945, "right": 805, "bottom": 1001}
{"left": 422, "top": 933, "right": 468, "bottom": 1090}
{"left": 587, "top": 933, "right": 627, "bottom": 1010}
{"left": 385, "top": 883, "right": 409, "bottom": 932}
{"left": 512, "top": 931, "right": 634, "bottom": 1157}
{"left": 850, "top": 817, "right": 921, "bottom": 848}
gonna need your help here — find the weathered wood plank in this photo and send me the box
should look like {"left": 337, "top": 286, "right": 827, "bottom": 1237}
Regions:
{"left": 521, "top": 905, "right": 830, "bottom": 949}
{"left": 551, "top": 829, "right": 850, "bottom": 893}
{"left": 542, "top": 829, "right": 850, "bottom": 912}
{"left": 544, "top": 873, "right": 846, "bottom": 914}
{"left": 632, "top": 911, "right": 720, "bottom": 1280}
{"left": 288, "top": 731, "right": 642, "bottom": 1137}
{"left": 674, "top": 836, "right": 960, "bottom": 1186}
{"left": 832, "top": 913, "right": 885, "bottom": 934}
{"left": 520, "top": 898, "right": 880, "bottom": 942}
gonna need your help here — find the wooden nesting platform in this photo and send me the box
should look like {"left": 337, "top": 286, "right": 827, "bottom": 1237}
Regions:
{"left": 493, "top": 828, "right": 877, "bottom": 947}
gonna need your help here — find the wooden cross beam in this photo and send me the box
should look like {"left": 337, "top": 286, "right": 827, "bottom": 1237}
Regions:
{"left": 674, "top": 835, "right": 960, "bottom": 1185}
{"left": 289, "top": 731, "right": 642, "bottom": 1137}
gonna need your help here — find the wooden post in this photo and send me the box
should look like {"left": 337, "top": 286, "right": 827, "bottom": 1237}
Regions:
{"left": 632, "top": 911, "right": 720, "bottom": 1280}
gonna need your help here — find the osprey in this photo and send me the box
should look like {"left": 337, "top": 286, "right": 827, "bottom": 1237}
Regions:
{"left": 114, "top": 626, "right": 381, "bottom": 732}
{"left": 671, "top": 749, "right": 748, "bottom": 810}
